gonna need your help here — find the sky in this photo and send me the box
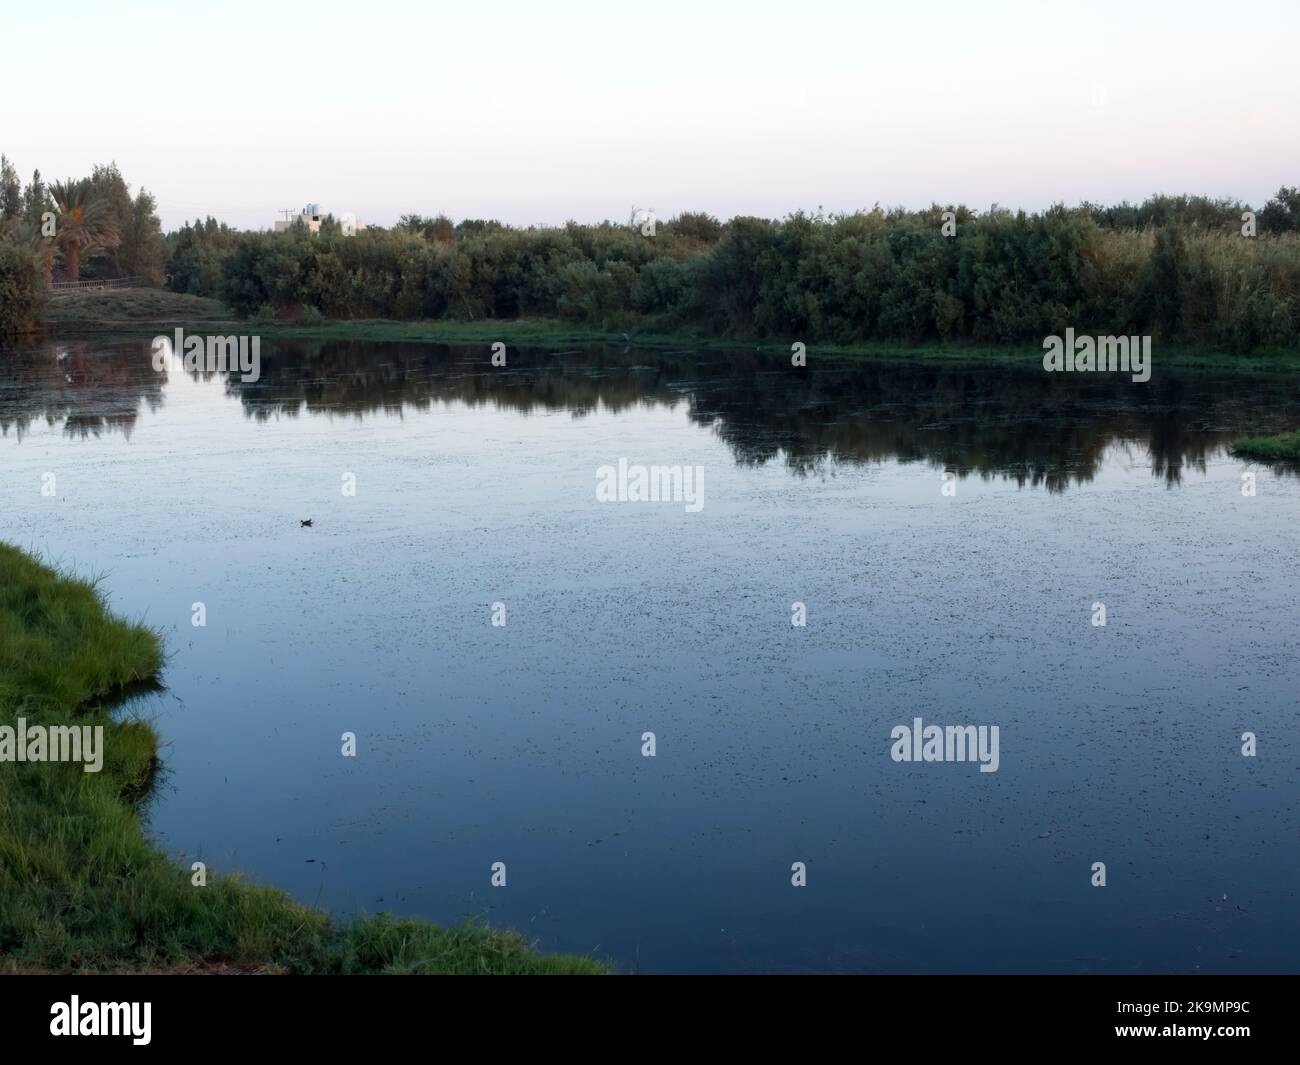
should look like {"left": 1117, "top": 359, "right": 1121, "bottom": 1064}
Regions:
{"left": 3, "top": 0, "right": 1297, "bottom": 232}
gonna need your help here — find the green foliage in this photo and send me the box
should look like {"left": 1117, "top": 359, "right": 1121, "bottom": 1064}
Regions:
{"left": 164, "top": 216, "right": 240, "bottom": 294}
{"left": 666, "top": 211, "right": 724, "bottom": 245}
{"left": 397, "top": 213, "right": 455, "bottom": 242}
{"left": 124, "top": 190, "right": 167, "bottom": 285}
{"left": 160, "top": 193, "right": 1300, "bottom": 353}
{"left": 21, "top": 169, "right": 48, "bottom": 227}
{"left": 0, "top": 156, "right": 21, "bottom": 222}
{"left": 1230, "top": 431, "right": 1300, "bottom": 463}
{"left": 1081, "top": 194, "right": 1248, "bottom": 232}
{"left": 0, "top": 157, "right": 164, "bottom": 285}
{"left": 334, "top": 914, "right": 608, "bottom": 975}
{"left": 250, "top": 302, "right": 279, "bottom": 326}
{"left": 1260, "top": 186, "right": 1300, "bottom": 234}
{"left": 78, "top": 163, "right": 133, "bottom": 280}
{"left": 47, "top": 176, "right": 122, "bottom": 282}
{"left": 0, "top": 241, "right": 46, "bottom": 337}
{"left": 81, "top": 163, "right": 166, "bottom": 284}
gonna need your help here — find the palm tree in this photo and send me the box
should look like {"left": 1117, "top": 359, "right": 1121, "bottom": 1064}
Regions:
{"left": 47, "top": 178, "right": 121, "bottom": 282}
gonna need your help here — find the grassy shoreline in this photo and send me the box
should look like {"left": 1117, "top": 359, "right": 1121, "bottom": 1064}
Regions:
{"left": 0, "top": 543, "right": 608, "bottom": 974}
{"left": 1229, "top": 431, "right": 1300, "bottom": 464}
{"left": 36, "top": 287, "right": 1300, "bottom": 371}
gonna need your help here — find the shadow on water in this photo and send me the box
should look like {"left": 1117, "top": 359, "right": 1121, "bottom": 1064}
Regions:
{"left": 4, "top": 336, "right": 1300, "bottom": 490}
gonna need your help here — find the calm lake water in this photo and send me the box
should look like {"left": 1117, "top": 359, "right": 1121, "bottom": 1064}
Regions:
{"left": 2, "top": 335, "right": 1299, "bottom": 973}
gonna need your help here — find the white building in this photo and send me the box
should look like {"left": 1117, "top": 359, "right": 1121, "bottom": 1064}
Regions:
{"left": 274, "top": 203, "right": 362, "bottom": 234}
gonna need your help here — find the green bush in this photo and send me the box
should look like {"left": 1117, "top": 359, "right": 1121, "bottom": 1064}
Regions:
{"left": 0, "top": 241, "right": 46, "bottom": 338}
{"left": 162, "top": 195, "right": 1300, "bottom": 353}
{"left": 249, "top": 302, "right": 278, "bottom": 327}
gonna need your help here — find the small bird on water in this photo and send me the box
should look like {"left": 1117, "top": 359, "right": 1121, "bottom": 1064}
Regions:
{"left": 300, "top": 519, "right": 313, "bottom": 527}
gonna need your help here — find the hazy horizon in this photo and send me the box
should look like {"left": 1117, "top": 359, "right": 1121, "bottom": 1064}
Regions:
{"left": 4, "top": 0, "right": 1297, "bottom": 231}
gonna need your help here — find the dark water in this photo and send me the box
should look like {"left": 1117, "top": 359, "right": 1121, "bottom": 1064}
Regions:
{"left": 2, "top": 336, "right": 1299, "bottom": 973}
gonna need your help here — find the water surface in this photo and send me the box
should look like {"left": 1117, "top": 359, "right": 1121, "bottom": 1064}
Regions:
{"left": 2, "top": 336, "right": 1298, "bottom": 973}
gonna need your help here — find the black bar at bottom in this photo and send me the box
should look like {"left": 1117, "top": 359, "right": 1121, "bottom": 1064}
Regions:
{"left": 0, "top": 974, "right": 1287, "bottom": 1052}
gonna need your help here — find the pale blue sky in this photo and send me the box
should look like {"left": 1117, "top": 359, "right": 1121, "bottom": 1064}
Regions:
{"left": 4, "top": 0, "right": 1296, "bottom": 230}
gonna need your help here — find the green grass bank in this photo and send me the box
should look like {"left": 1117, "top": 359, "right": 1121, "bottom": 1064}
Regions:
{"left": 1229, "top": 431, "right": 1300, "bottom": 464}
{"left": 0, "top": 543, "right": 608, "bottom": 974}
{"left": 36, "top": 287, "right": 1300, "bottom": 372}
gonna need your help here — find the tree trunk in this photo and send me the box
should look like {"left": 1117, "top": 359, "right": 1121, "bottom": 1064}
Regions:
{"left": 67, "top": 241, "right": 81, "bottom": 283}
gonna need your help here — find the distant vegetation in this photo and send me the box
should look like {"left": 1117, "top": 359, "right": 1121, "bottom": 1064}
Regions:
{"left": 162, "top": 191, "right": 1300, "bottom": 355}
{"left": 5, "top": 167, "right": 1300, "bottom": 353}
{"left": 0, "top": 156, "right": 165, "bottom": 337}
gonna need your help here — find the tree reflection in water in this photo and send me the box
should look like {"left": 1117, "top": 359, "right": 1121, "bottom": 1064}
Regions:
{"left": 3, "top": 336, "right": 1298, "bottom": 490}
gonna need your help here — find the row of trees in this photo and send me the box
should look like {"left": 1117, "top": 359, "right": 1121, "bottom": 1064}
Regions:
{"left": 7, "top": 174, "right": 1300, "bottom": 350}
{"left": 165, "top": 189, "right": 1300, "bottom": 353}
{"left": 0, "top": 158, "right": 165, "bottom": 336}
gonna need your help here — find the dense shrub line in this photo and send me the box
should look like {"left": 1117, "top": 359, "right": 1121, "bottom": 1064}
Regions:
{"left": 165, "top": 192, "right": 1300, "bottom": 353}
